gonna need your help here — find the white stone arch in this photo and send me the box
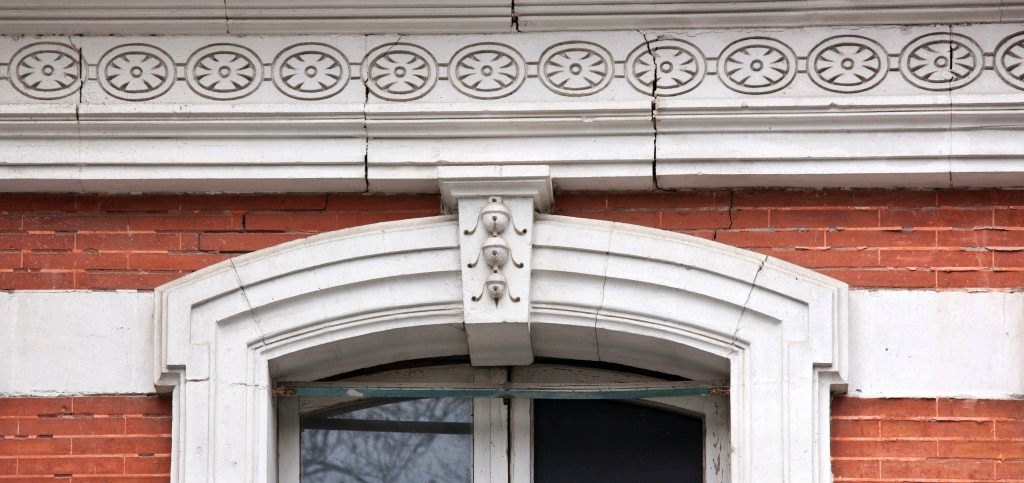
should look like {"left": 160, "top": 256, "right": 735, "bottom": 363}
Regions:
{"left": 155, "top": 212, "right": 847, "bottom": 482}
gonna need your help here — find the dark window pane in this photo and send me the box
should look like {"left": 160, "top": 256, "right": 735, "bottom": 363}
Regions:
{"left": 300, "top": 397, "right": 472, "bottom": 483}
{"left": 534, "top": 399, "right": 703, "bottom": 483}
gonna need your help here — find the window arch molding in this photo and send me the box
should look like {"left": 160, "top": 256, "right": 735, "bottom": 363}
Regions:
{"left": 155, "top": 178, "right": 848, "bottom": 482}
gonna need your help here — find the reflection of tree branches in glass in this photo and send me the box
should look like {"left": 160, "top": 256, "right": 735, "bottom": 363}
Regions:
{"left": 301, "top": 398, "right": 472, "bottom": 483}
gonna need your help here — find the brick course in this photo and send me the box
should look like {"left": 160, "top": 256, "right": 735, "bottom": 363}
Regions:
{"left": 0, "top": 396, "right": 171, "bottom": 480}
{"left": 2, "top": 396, "right": 1019, "bottom": 480}
{"left": 0, "top": 189, "right": 1023, "bottom": 290}
{"left": 831, "top": 396, "right": 1024, "bottom": 481}
{"left": 0, "top": 194, "right": 441, "bottom": 290}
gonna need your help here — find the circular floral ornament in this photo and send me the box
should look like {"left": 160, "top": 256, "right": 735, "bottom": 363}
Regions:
{"left": 97, "top": 44, "right": 175, "bottom": 101}
{"left": 448, "top": 43, "right": 526, "bottom": 100}
{"left": 539, "top": 41, "right": 614, "bottom": 97}
{"left": 626, "top": 39, "right": 706, "bottom": 96}
{"left": 272, "top": 43, "right": 349, "bottom": 101}
{"left": 363, "top": 43, "right": 437, "bottom": 102}
{"left": 8, "top": 42, "right": 80, "bottom": 100}
{"left": 900, "top": 33, "right": 982, "bottom": 91}
{"left": 807, "top": 36, "right": 888, "bottom": 94}
{"left": 994, "top": 31, "right": 1024, "bottom": 90}
{"left": 718, "top": 37, "right": 796, "bottom": 95}
{"left": 186, "top": 44, "right": 263, "bottom": 100}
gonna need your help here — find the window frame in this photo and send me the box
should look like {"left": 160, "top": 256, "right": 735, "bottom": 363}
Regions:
{"left": 277, "top": 363, "right": 729, "bottom": 482}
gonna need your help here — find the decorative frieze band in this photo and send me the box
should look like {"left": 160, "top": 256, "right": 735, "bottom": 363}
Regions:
{"left": 4, "top": 27, "right": 1024, "bottom": 104}
{"left": 4, "top": 27, "right": 1024, "bottom": 193}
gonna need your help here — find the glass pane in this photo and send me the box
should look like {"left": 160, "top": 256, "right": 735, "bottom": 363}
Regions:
{"left": 300, "top": 397, "right": 472, "bottom": 483}
{"left": 534, "top": 399, "right": 703, "bottom": 483}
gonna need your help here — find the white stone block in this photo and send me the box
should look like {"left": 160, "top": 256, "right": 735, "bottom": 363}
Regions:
{"left": 0, "top": 291, "right": 156, "bottom": 395}
{"left": 847, "top": 289, "right": 1024, "bottom": 399}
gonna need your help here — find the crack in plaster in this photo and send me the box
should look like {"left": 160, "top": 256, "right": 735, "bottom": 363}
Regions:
{"left": 592, "top": 223, "right": 616, "bottom": 363}
{"left": 228, "top": 258, "right": 268, "bottom": 350}
{"left": 727, "top": 255, "right": 767, "bottom": 358}
{"left": 223, "top": 0, "right": 230, "bottom": 34}
{"left": 948, "top": 24, "right": 955, "bottom": 188}
{"left": 638, "top": 31, "right": 673, "bottom": 192}
{"left": 71, "top": 35, "right": 85, "bottom": 193}
{"left": 511, "top": 0, "right": 520, "bottom": 32}
{"left": 361, "top": 35, "right": 371, "bottom": 193}
{"left": 714, "top": 190, "right": 735, "bottom": 242}
{"left": 360, "top": 35, "right": 404, "bottom": 193}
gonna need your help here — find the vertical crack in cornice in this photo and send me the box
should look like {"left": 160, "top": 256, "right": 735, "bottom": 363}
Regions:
{"left": 222, "top": 0, "right": 231, "bottom": 34}
{"left": 639, "top": 31, "right": 672, "bottom": 192}
{"left": 727, "top": 255, "right": 767, "bottom": 358}
{"left": 511, "top": 0, "right": 520, "bottom": 32}
{"left": 362, "top": 66, "right": 370, "bottom": 193}
{"left": 947, "top": 24, "right": 955, "bottom": 188}
{"left": 72, "top": 35, "right": 85, "bottom": 192}
{"left": 361, "top": 36, "right": 403, "bottom": 193}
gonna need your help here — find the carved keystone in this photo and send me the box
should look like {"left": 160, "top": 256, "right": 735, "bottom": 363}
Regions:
{"left": 438, "top": 165, "right": 552, "bottom": 366}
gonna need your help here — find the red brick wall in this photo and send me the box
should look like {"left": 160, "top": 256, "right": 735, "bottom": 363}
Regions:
{"left": 2, "top": 190, "right": 1024, "bottom": 289}
{"left": 557, "top": 190, "right": 1024, "bottom": 289}
{"left": 2, "top": 189, "right": 1024, "bottom": 290}
{"left": 0, "top": 194, "right": 441, "bottom": 290}
{"left": 0, "top": 396, "right": 171, "bottom": 480}
{"left": 832, "top": 397, "right": 1024, "bottom": 481}
{"left": 3, "top": 190, "right": 1021, "bottom": 479}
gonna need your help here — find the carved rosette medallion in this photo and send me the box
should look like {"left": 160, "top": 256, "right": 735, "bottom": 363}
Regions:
{"left": 807, "top": 36, "right": 888, "bottom": 93}
{"left": 364, "top": 43, "right": 437, "bottom": 102}
{"left": 718, "top": 37, "right": 796, "bottom": 95}
{"left": 272, "top": 43, "right": 349, "bottom": 100}
{"left": 539, "top": 41, "right": 614, "bottom": 97}
{"left": 995, "top": 31, "right": 1024, "bottom": 90}
{"left": 97, "top": 44, "right": 175, "bottom": 101}
{"left": 186, "top": 44, "right": 263, "bottom": 100}
{"left": 900, "top": 33, "right": 982, "bottom": 91}
{"left": 448, "top": 43, "right": 526, "bottom": 100}
{"left": 626, "top": 39, "right": 706, "bottom": 96}
{"left": 8, "top": 42, "right": 80, "bottom": 100}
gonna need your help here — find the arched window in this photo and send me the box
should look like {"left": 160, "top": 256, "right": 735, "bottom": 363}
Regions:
{"left": 156, "top": 185, "right": 847, "bottom": 482}
{"left": 278, "top": 361, "right": 728, "bottom": 482}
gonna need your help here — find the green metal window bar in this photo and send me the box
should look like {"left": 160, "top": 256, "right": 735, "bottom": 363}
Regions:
{"left": 275, "top": 380, "right": 729, "bottom": 400}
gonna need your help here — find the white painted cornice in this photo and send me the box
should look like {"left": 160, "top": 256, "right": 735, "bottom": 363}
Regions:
{"left": 4, "top": 26, "right": 1024, "bottom": 192}
{"left": 1, "top": 1, "right": 1022, "bottom": 35}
